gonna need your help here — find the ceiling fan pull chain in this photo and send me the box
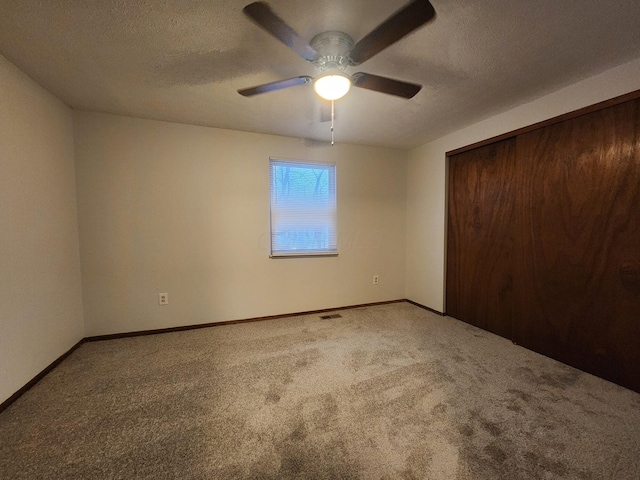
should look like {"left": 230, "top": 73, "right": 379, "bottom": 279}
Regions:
{"left": 331, "top": 100, "right": 335, "bottom": 146}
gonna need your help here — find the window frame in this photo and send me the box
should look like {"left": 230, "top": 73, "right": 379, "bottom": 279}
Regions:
{"left": 269, "top": 157, "right": 338, "bottom": 258}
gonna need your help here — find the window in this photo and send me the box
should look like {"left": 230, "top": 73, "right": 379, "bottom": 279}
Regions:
{"left": 270, "top": 158, "right": 337, "bottom": 257}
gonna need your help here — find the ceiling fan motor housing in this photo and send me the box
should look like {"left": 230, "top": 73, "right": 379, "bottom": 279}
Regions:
{"left": 310, "top": 31, "right": 355, "bottom": 71}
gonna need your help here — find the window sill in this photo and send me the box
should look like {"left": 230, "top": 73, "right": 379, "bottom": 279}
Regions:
{"left": 270, "top": 252, "right": 339, "bottom": 258}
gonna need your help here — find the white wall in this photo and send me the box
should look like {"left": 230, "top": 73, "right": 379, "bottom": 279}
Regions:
{"left": 74, "top": 112, "right": 407, "bottom": 336}
{"left": 0, "top": 55, "right": 84, "bottom": 404}
{"left": 406, "top": 57, "right": 640, "bottom": 312}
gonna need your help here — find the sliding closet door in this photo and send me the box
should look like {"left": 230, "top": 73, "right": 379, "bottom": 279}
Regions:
{"left": 446, "top": 138, "right": 516, "bottom": 339}
{"left": 513, "top": 100, "right": 640, "bottom": 391}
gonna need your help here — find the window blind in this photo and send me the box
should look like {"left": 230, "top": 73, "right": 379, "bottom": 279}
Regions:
{"left": 270, "top": 159, "right": 337, "bottom": 256}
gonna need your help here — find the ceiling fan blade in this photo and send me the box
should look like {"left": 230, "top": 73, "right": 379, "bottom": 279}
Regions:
{"left": 238, "top": 76, "right": 312, "bottom": 96}
{"left": 352, "top": 72, "right": 422, "bottom": 98}
{"left": 349, "top": 0, "right": 435, "bottom": 65}
{"left": 243, "top": 2, "right": 319, "bottom": 62}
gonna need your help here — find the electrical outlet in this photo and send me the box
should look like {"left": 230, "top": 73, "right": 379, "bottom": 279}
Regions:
{"left": 159, "top": 293, "right": 168, "bottom": 305}
{"left": 373, "top": 275, "right": 379, "bottom": 285}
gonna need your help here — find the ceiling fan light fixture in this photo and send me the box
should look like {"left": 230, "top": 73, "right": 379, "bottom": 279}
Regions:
{"left": 313, "top": 73, "right": 351, "bottom": 100}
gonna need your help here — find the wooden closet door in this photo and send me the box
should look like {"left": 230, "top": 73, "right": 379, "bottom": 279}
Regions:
{"left": 513, "top": 100, "right": 640, "bottom": 391}
{"left": 446, "top": 138, "right": 516, "bottom": 339}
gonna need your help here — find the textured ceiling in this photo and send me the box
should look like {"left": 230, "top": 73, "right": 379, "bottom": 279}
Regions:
{"left": 1, "top": 0, "right": 640, "bottom": 149}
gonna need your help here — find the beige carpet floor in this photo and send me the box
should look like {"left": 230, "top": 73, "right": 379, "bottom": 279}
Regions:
{"left": 1, "top": 302, "right": 639, "bottom": 479}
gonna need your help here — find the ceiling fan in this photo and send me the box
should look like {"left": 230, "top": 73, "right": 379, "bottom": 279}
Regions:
{"left": 237, "top": 0, "right": 436, "bottom": 101}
